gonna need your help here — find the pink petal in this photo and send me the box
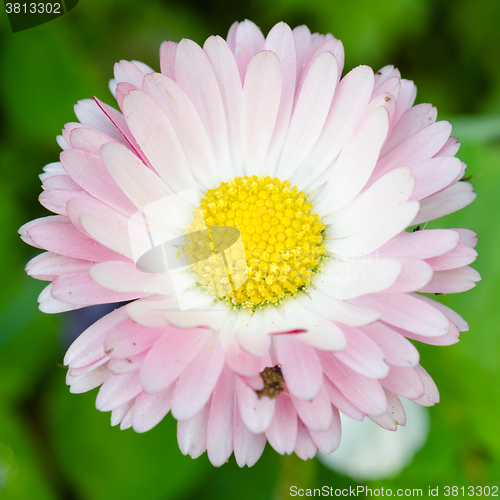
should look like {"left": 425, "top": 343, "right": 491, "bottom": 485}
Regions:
{"left": 114, "top": 60, "right": 146, "bottom": 88}
{"left": 101, "top": 141, "right": 171, "bottom": 211}
{"left": 372, "top": 75, "right": 400, "bottom": 101}
{"left": 302, "top": 37, "right": 344, "bottom": 87}
{"left": 39, "top": 188, "right": 92, "bottom": 216}
{"left": 403, "top": 319, "right": 460, "bottom": 346}
{"left": 119, "top": 404, "right": 134, "bottom": 430}
{"left": 315, "top": 258, "right": 402, "bottom": 301}
{"left": 324, "top": 166, "right": 415, "bottom": 236}
{"left": 418, "top": 266, "right": 480, "bottom": 294}
{"left": 413, "top": 181, "right": 476, "bottom": 224}
{"left": 207, "top": 365, "right": 235, "bottom": 466}
{"left": 126, "top": 297, "right": 173, "bottom": 328}
{"left": 93, "top": 97, "right": 150, "bottom": 166}
{"left": 236, "top": 376, "right": 275, "bottom": 434}
{"left": 326, "top": 201, "right": 420, "bottom": 258}
{"left": 232, "top": 20, "right": 265, "bottom": 82}
{"left": 411, "top": 365, "right": 439, "bottom": 406}
{"left": 95, "top": 371, "right": 143, "bottom": 411}
{"left": 307, "top": 408, "right": 341, "bottom": 454}
{"left": 241, "top": 50, "right": 282, "bottom": 175}
{"left": 204, "top": 35, "right": 244, "bottom": 177}
{"left": 265, "top": 395, "right": 298, "bottom": 455}
{"left": 323, "top": 377, "right": 364, "bottom": 421}
{"left": 415, "top": 294, "right": 469, "bottom": 331}
{"left": 74, "top": 99, "right": 124, "bottom": 142}
{"left": 104, "top": 320, "right": 163, "bottom": 359}
{"left": 26, "top": 253, "right": 91, "bottom": 281}
{"left": 142, "top": 72, "right": 222, "bottom": 187}
{"left": 64, "top": 306, "right": 128, "bottom": 367}
{"left": 160, "top": 41, "right": 178, "bottom": 80}
{"left": 42, "top": 174, "right": 79, "bottom": 191}
{"left": 360, "top": 321, "right": 420, "bottom": 368}
{"left": 275, "top": 336, "right": 323, "bottom": 400}
{"left": 351, "top": 293, "right": 450, "bottom": 337}
{"left": 140, "top": 328, "right": 209, "bottom": 393}
{"left": 395, "top": 79, "right": 417, "bottom": 121}
{"left": 38, "top": 283, "right": 82, "bottom": 313}
{"left": 262, "top": 22, "right": 297, "bottom": 172}
{"left": 380, "top": 103, "right": 437, "bottom": 157}
{"left": 307, "top": 289, "right": 380, "bottom": 326}
{"left": 376, "top": 229, "right": 460, "bottom": 260}
{"left": 223, "top": 339, "right": 263, "bottom": 377}
{"left": 80, "top": 213, "right": 133, "bottom": 260}
{"left": 379, "top": 366, "right": 425, "bottom": 400}
{"left": 60, "top": 149, "right": 136, "bottom": 214}
{"left": 372, "top": 121, "right": 452, "bottom": 184}
{"left": 121, "top": 90, "right": 196, "bottom": 192}
{"left": 177, "top": 401, "right": 210, "bottom": 459}
{"left": 20, "top": 215, "right": 68, "bottom": 248}
{"left": 108, "top": 351, "right": 146, "bottom": 374}
{"left": 67, "top": 364, "right": 111, "bottom": 394}
{"left": 115, "top": 82, "right": 138, "bottom": 113}
{"left": 436, "top": 136, "right": 460, "bottom": 157}
{"left": 171, "top": 336, "right": 226, "bottom": 420}
{"left": 69, "top": 126, "right": 120, "bottom": 156}
{"left": 276, "top": 51, "right": 338, "bottom": 178}
{"left": 315, "top": 106, "right": 390, "bottom": 215}
{"left": 175, "top": 38, "right": 232, "bottom": 174}
{"left": 233, "top": 400, "right": 267, "bottom": 467}
{"left": 293, "top": 25, "right": 312, "bottom": 83}
{"left": 426, "top": 244, "right": 478, "bottom": 271}
{"left": 295, "top": 65, "right": 374, "bottom": 189}
{"left": 234, "top": 310, "right": 272, "bottom": 357}
{"left": 51, "top": 271, "right": 147, "bottom": 305}
{"left": 380, "top": 258, "right": 433, "bottom": 294}
{"left": 132, "top": 385, "right": 175, "bottom": 433}
{"left": 90, "top": 261, "right": 173, "bottom": 295}
{"left": 27, "top": 219, "right": 126, "bottom": 262}
{"left": 292, "top": 384, "right": 333, "bottom": 432}
{"left": 111, "top": 400, "right": 134, "bottom": 427}
{"left": 333, "top": 326, "right": 390, "bottom": 378}
{"left": 409, "top": 156, "right": 463, "bottom": 201}
{"left": 450, "top": 228, "right": 478, "bottom": 249}
{"left": 369, "top": 390, "right": 406, "bottom": 430}
{"left": 66, "top": 196, "right": 129, "bottom": 236}
{"left": 374, "top": 65, "right": 401, "bottom": 87}
{"left": 294, "top": 420, "right": 318, "bottom": 460}
{"left": 283, "top": 298, "right": 346, "bottom": 351}
{"left": 319, "top": 352, "right": 387, "bottom": 415}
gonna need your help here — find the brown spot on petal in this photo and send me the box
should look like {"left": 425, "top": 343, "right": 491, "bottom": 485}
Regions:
{"left": 256, "top": 365, "right": 285, "bottom": 399}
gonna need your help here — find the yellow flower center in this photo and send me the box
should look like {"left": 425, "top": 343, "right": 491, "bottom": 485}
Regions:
{"left": 186, "top": 175, "right": 325, "bottom": 309}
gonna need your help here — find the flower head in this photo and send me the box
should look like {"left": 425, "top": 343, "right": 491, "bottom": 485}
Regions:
{"left": 20, "top": 20, "right": 479, "bottom": 466}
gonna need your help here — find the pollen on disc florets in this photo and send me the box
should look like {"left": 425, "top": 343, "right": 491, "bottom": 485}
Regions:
{"left": 186, "top": 175, "right": 326, "bottom": 310}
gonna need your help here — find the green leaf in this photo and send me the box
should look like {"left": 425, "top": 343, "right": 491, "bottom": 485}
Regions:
{"left": 0, "top": 409, "right": 57, "bottom": 500}
{"left": 47, "top": 376, "right": 210, "bottom": 500}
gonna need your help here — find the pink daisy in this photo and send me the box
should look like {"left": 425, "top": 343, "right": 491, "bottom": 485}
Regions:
{"left": 20, "top": 20, "right": 480, "bottom": 467}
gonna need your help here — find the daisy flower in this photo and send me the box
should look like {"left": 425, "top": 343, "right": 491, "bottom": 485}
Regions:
{"left": 20, "top": 20, "right": 479, "bottom": 467}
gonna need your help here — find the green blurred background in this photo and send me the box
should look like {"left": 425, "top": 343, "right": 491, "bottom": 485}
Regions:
{"left": 0, "top": 0, "right": 499, "bottom": 498}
